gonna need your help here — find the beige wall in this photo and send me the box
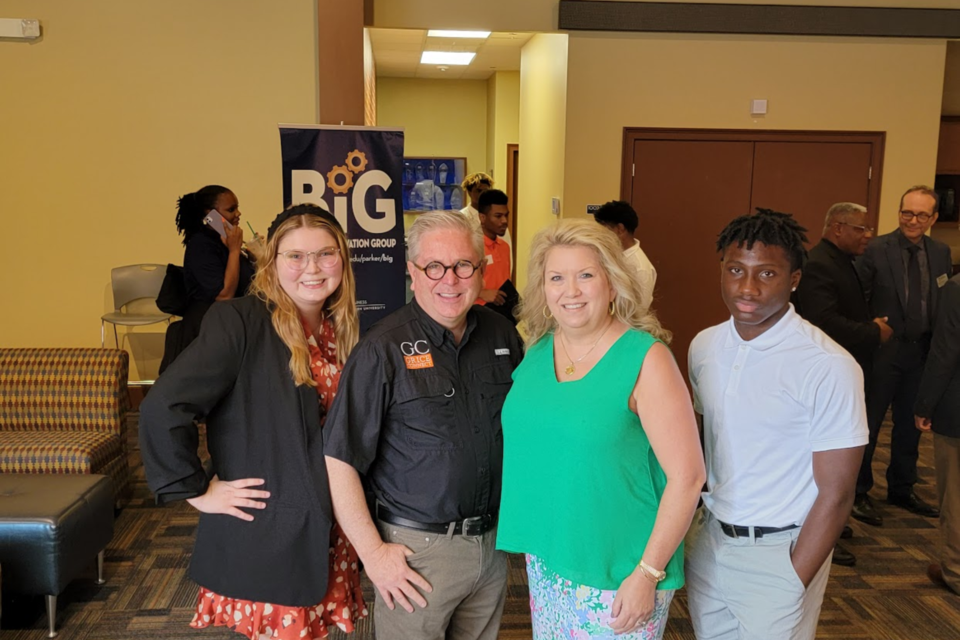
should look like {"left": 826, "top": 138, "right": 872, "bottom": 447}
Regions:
{"left": 488, "top": 71, "right": 521, "bottom": 187}
{"left": 0, "top": 0, "right": 318, "bottom": 379}
{"left": 563, "top": 34, "right": 946, "bottom": 235}
{"left": 377, "top": 77, "right": 488, "bottom": 178}
{"left": 517, "top": 34, "right": 569, "bottom": 290}
{"left": 487, "top": 74, "right": 498, "bottom": 176}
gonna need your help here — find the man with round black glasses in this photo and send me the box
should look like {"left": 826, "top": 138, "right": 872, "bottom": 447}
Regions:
{"left": 855, "top": 185, "right": 953, "bottom": 524}
{"left": 324, "top": 210, "right": 523, "bottom": 639}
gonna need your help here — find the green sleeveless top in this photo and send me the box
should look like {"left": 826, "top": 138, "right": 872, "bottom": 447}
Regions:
{"left": 496, "top": 329, "right": 683, "bottom": 591}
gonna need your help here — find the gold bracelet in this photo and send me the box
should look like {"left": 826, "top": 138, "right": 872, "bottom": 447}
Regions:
{"left": 638, "top": 560, "right": 666, "bottom": 583}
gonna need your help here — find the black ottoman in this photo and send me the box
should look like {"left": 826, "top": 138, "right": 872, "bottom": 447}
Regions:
{"left": 0, "top": 474, "right": 114, "bottom": 638}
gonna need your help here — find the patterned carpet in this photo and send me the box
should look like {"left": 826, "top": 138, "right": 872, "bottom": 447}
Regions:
{"left": 2, "top": 413, "right": 959, "bottom": 640}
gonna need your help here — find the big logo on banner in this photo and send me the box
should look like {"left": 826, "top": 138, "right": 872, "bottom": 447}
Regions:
{"left": 280, "top": 126, "right": 406, "bottom": 333}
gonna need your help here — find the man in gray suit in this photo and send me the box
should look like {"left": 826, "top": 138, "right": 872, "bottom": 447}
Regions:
{"left": 915, "top": 269, "right": 960, "bottom": 594}
{"left": 853, "top": 185, "right": 953, "bottom": 525}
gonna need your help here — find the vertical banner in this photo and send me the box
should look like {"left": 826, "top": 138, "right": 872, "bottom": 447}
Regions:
{"left": 280, "top": 125, "right": 406, "bottom": 333}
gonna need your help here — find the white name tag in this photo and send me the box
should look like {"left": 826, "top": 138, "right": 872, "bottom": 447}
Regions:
{"left": 938, "top": 274, "right": 949, "bottom": 288}
{"left": 485, "top": 254, "right": 494, "bottom": 265}
{"left": 495, "top": 348, "right": 510, "bottom": 356}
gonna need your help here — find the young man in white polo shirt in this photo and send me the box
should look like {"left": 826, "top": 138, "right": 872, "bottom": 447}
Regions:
{"left": 685, "top": 209, "right": 868, "bottom": 640}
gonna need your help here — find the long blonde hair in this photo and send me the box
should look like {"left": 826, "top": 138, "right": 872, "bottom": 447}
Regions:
{"left": 249, "top": 209, "right": 359, "bottom": 386}
{"left": 518, "top": 219, "right": 671, "bottom": 346}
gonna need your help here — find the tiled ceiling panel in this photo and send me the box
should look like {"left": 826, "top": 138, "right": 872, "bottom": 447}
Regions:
{"left": 370, "top": 28, "right": 532, "bottom": 81}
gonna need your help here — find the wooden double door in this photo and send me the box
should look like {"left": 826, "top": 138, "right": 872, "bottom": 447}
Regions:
{"left": 621, "top": 129, "right": 885, "bottom": 381}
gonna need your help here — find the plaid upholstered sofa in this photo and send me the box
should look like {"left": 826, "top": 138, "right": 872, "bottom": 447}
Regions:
{"left": 0, "top": 348, "right": 132, "bottom": 502}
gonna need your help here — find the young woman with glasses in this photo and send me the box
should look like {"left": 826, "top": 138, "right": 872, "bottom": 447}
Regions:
{"left": 141, "top": 203, "right": 367, "bottom": 640}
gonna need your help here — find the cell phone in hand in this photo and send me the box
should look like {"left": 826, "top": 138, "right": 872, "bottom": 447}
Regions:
{"left": 202, "top": 210, "right": 233, "bottom": 238}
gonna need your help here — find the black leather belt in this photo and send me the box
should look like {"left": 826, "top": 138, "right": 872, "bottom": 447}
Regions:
{"left": 376, "top": 505, "right": 497, "bottom": 537}
{"left": 719, "top": 520, "right": 799, "bottom": 539}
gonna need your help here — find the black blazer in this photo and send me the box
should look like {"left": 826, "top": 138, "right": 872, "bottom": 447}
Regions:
{"left": 795, "top": 239, "right": 879, "bottom": 374}
{"left": 916, "top": 275, "right": 960, "bottom": 438}
{"left": 855, "top": 230, "right": 953, "bottom": 339}
{"left": 140, "top": 296, "right": 333, "bottom": 606}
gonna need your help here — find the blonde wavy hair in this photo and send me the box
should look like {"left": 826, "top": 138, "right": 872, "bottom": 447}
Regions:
{"left": 518, "top": 219, "right": 671, "bottom": 346}
{"left": 461, "top": 172, "right": 493, "bottom": 193}
{"left": 249, "top": 209, "right": 358, "bottom": 386}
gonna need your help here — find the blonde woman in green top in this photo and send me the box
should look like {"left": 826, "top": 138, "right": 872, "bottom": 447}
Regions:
{"left": 497, "top": 219, "right": 705, "bottom": 639}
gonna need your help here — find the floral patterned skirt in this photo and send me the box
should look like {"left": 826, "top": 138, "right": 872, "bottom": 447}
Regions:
{"left": 190, "top": 522, "right": 367, "bottom": 640}
{"left": 526, "top": 554, "right": 674, "bottom": 640}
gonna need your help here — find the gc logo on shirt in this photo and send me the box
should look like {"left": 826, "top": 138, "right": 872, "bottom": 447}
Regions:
{"left": 401, "top": 340, "right": 434, "bottom": 369}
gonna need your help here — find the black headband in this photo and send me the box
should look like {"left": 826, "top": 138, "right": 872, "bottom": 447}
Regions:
{"left": 267, "top": 204, "right": 343, "bottom": 241}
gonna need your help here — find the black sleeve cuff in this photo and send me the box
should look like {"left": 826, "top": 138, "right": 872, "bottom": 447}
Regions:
{"left": 153, "top": 468, "right": 210, "bottom": 506}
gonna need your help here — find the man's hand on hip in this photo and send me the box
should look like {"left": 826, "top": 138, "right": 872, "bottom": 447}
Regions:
{"left": 364, "top": 541, "right": 433, "bottom": 613}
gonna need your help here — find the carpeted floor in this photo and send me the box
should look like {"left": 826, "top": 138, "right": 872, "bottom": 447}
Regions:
{"left": 2, "top": 414, "right": 959, "bottom": 640}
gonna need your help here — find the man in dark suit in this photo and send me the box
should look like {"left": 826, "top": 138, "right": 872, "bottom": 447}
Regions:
{"left": 915, "top": 271, "right": 960, "bottom": 595}
{"left": 795, "top": 201, "right": 893, "bottom": 565}
{"left": 855, "top": 185, "right": 953, "bottom": 524}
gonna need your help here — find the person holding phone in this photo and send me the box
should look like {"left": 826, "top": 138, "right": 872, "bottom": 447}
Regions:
{"left": 141, "top": 204, "right": 367, "bottom": 640}
{"left": 161, "top": 185, "right": 256, "bottom": 373}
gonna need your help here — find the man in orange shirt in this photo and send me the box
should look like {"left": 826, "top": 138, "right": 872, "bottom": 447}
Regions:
{"left": 476, "top": 189, "right": 512, "bottom": 311}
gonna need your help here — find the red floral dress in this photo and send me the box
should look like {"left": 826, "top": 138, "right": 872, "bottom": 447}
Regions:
{"left": 190, "top": 318, "right": 368, "bottom": 639}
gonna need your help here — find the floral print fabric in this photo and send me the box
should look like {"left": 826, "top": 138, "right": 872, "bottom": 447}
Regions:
{"left": 526, "top": 554, "right": 674, "bottom": 640}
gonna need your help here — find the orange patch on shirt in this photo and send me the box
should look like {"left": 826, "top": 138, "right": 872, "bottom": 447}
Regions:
{"left": 404, "top": 354, "right": 434, "bottom": 369}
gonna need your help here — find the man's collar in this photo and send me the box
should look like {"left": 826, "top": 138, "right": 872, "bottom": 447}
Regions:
{"left": 895, "top": 229, "right": 925, "bottom": 251}
{"left": 725, "top": 304, "right": 801, "bottom": 352}
{"left": 820, "top": 238, "right": 851, "bottom": 260}
{"left": 410, "top": 298, "right": 477, "bottom": 347}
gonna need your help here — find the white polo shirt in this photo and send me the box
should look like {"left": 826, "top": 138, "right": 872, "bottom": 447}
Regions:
{"left": 623, "top": 239, "right": 657, "bottom": 312}
{"left": 688, "top": 305, "right": 868, "bottom": 528}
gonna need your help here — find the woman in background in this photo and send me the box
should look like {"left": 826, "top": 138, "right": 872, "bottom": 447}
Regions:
{"left": 141, "top": 204, "right": 366, "bottom": 640}
{"left": 496, "top": 219, "right": 705, "bottom": 639}
{"left": 160, "top": 185, "right": 256, "bottom": 372}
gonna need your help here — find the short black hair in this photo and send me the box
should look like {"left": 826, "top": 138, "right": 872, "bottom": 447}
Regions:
{"left": 175, "top": 185, "right": 231, "bottom": 245}
{"left": 593, "top": 200, "right": 638, "bottom": 234}
{"left": 716, "top": 208, "right": 808, "bottom": 271}
{"left": 478, "top": 189, "right": 509, "bottom": 215}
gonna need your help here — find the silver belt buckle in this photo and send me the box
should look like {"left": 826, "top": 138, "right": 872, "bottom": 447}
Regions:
{"left": 462, "top": 515, "right": 484, "bottom": 536}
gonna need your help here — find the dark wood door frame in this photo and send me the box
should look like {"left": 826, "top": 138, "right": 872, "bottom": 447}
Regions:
{"left": 621, "top": 128, "right": 886, "bottom": 230}
{"left": 506, "top": 143, "right": 520, "bottom": 282}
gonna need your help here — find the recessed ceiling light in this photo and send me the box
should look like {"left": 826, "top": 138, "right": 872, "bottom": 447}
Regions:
{"left": 421, "top": 51, "right": 476, "bottom": 65}
{"left": 427, "top": 30, "right": 491, "bottom": 39}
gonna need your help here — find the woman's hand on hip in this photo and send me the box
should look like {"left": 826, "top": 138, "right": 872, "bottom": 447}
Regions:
{"left": 186, "top": 476, "right": 270, "bottom": 521}
{"left": 610, "top": 568, "right": 657, "bottom": 635}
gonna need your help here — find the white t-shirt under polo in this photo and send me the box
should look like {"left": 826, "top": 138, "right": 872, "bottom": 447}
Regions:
{"left": 623, "top": 239, "right": 657, "bottom": 312}
{"left": 688, "top": 305, "right": 868, "bottom": 528}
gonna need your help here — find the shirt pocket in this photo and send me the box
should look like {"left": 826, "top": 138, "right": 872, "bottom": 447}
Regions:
{"left": 394, "top": 373, "right": 462, "bottom": 450}
{"left": 476, "top": 363, "right": 514, "bottom": 438}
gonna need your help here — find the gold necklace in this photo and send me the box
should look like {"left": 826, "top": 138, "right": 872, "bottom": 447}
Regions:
{"left": 558, "top": 322, "right": 612, "bottom": 375}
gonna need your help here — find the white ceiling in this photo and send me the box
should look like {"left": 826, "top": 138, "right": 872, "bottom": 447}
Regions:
{"left": 370, "top": 28, "right": 533, "bottom": 80}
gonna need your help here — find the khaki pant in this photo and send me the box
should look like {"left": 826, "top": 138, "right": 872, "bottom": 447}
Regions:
{"left": 935, "top": 433, "right": 960, "bottom": 594}
{"left": 373, "top": 519, "right": 507, "bottom": 640}
{"left": 685, "top": 508, "right": 832, "bottom": 640}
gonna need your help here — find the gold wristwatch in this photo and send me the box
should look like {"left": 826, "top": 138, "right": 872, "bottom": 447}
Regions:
{"left": 638, "top": 560, "right": 666, "bottom": 583}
